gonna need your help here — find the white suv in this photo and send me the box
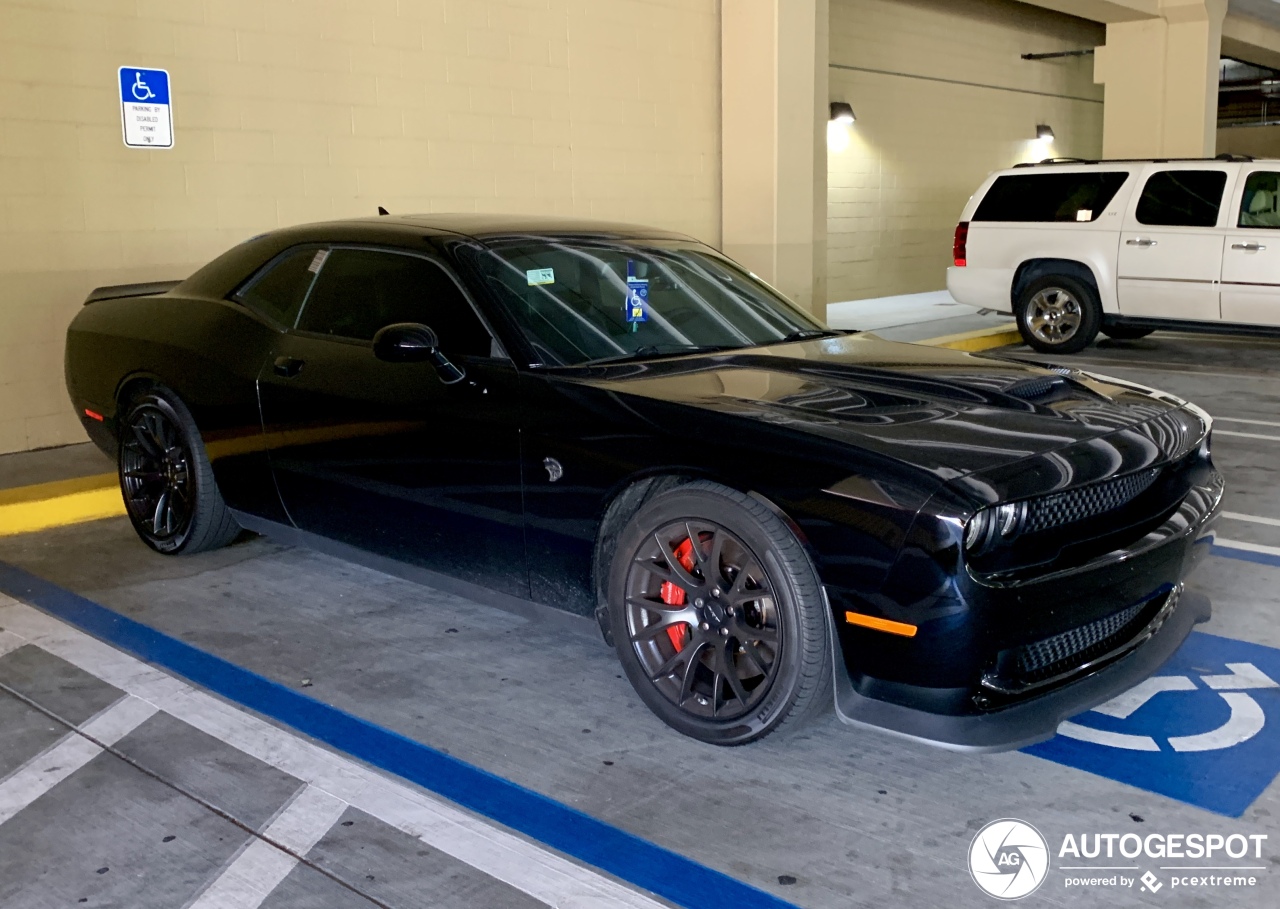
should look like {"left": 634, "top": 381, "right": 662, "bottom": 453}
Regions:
{"left": 947, "top": 155, "right": 1280, "bottom": 353}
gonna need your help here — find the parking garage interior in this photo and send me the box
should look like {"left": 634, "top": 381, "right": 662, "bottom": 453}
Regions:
{"left": 3, "top": 1, "right": 1280, "bottom": 907}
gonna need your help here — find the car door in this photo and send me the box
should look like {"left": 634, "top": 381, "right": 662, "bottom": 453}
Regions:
{"left": 257, "top": 245, "right": 528, "bottom": 597}
{"left": 1116, "top": 165, "right": 1232, "bottom": 321}
{"left": 1221, "top": 166, "right": 1280, "bottom": 326}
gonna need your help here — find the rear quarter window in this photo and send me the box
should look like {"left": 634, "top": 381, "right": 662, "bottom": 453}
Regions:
{"left": 973, "top": 172, "right": 1130, "bottom": 223}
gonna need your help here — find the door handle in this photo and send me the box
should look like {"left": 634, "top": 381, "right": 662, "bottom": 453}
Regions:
{"left": 1232, "top": 242, "right": 1268, "bottom": 251}
{"left": 273, "top": 356, "right": 305, "bottom": 378}
{"left": 1126, "top": 238, "right": 1158, "bottom": 247}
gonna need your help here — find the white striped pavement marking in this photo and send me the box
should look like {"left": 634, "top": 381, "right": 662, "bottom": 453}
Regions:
{"left": 186, "top": 785, "right": 348, "bottom": 909}
{"left": 0, "top": 597, "right": 668, "bottom": 909}
{"left": 1215, "top": 429, "right": 1280, "bottom": 442}
{"left": 1220, "top": 511, "right": 1280, "bottom": 528}
{"left": 1215, "top": 416, "right": 1280, "bottom": 429}
{"left": 0, "top": 694, "right": 157, "bottom": 825}
{"left": 1212, "top": 537, "right": 1280, "bottom": 558}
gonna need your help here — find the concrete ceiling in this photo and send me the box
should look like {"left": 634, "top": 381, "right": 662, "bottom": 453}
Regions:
{"left": 1233, "top": 0, "right": 1280, "bottom": 30}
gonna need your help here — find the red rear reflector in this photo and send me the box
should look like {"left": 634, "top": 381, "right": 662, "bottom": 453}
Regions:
{"left": 953, "top": 221, "right": 969, "bottom": 267}
{"left": 84, "top": 409, "right": 104, "bottom": 422}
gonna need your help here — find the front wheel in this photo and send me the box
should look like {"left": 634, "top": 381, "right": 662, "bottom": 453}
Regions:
{"left": 608, "top": 481, "right": 832, "bottom": 745}
{"left": 119, "top": 389, "right": 240, "bottom": 555}
{"left": 1015, "top": 275, "right": 1101, "bottom": 354}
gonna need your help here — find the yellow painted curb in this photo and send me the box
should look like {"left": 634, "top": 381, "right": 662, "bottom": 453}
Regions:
{"left": 917, "top": 323, "right": 1022, "bottom": 352}
{"left": 0, "top": 474, "right": 123, "bottom": 537}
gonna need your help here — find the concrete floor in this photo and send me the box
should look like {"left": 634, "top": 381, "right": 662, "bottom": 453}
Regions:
{"left": 2, "top": 328, "right": 1279, "bottom": 908}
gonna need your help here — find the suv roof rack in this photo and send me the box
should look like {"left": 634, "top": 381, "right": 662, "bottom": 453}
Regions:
{"left": 1014, "top": 153, "right": 1255, "bottom": 168}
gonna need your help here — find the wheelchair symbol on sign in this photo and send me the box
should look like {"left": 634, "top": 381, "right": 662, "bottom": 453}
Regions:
{"left": 131, "top": 72, "right": 155, "bottom": 102}
{"left": 1060, "top": 663, "right": 1278, "bottom": 752}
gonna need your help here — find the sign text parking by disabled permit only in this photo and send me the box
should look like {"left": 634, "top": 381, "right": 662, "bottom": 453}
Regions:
{"left": 119, "top": 67, "right": 172, "bottom": 148}
{"left": 1025, "top": 631, "right": 1280, "bottom": 816}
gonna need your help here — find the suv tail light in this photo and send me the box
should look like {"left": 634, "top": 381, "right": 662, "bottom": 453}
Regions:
{"left": 953, "top": 221, "right": 969, "bottom": 267}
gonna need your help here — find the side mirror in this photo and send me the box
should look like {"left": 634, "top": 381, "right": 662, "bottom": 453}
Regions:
{"left": 372, "top": 322, "right": 466, "bottom": 384}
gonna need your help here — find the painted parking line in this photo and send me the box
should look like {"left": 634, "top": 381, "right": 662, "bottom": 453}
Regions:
{"left": 1216, "top": 429, "right": 1280, "bottom": 442}
{"left": 0, "top": 692, "right": 157, "bottom": 826}
{"left": 1216, "top": 416, "right": 1280, "bottom": 429}
{"left": 0, "top": 563, "right": 801, "bottom": 909}
{"left": 1220, "top": 511, "right": 1280, "bottom": 528}
{"left": 188, "top": 785, "right": 349, "bottom": 909}
{"left": 1212, "top": 537, "right": 1280, "bottom": 569}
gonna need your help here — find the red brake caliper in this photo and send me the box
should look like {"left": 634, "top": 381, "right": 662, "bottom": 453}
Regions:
{"left": 659, "top": 538, "right": 695, "bottom": 652}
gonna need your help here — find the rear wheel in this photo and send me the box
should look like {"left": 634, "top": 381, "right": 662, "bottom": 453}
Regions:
{"left": 608, "top": 481, "right": 832, "bottom": 745}
{"left": 1015, "top": 275, "right": 1101, "bottom": 354}
{"left": 119, "top": 389, "right": 240, "bottom": 555}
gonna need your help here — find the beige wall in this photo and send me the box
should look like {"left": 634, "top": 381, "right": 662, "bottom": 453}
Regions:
{"left": 1218, "top": 125, "right": 1280, "bottom": 157}
{"left": 0, "top": 0, "right": 720, "bottom": 455}
{"left": 826, "top": 0, "right": 1105, "bottom": 306}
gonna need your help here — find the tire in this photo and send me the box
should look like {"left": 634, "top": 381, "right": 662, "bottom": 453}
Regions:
{"left": 118, "top": 388, "right": 240, "bottom": 555}
{"left": 1101, "top": 323, "right": 1155, "bottom": 341}
{"left": 1015, "top": 275, "right": 1101, "bottom": 354}
{"left": 607, "top": 480, "right": 832, "bottom": 745}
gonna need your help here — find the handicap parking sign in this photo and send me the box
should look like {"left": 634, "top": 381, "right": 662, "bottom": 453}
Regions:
{"left": 1025, "top": 632, "right": 1280, "bottom": 816}
{"left": 118, "top": 67, "right": 172, "bottom": 148}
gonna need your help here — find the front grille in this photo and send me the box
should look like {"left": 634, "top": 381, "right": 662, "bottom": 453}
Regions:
{"left": 1023, "top": 468, "right": 1160, "bottom": 534}
{"left": 1015, "top": 599, "right": 1149, "bottom": 682}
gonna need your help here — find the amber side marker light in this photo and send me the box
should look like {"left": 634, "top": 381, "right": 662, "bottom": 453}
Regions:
{"left": 845, "top": 611, "right": 918, "bottom": 637}
{"left": 84, "top": 409, "right": 104, "bottom": 422}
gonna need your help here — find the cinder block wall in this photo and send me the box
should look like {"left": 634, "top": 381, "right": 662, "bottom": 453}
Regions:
{"left": 826, "top": 0, "right": 1105, "bottom": 306}
{"left": 0, "top": 0, "right": 719, "bottom": 455}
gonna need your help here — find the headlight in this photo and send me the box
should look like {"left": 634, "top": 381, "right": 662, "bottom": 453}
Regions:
{"left": 964, "top": 501, "right": 1027, "bottom": 555}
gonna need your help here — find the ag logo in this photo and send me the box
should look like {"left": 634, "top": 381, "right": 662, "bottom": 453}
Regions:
{"left": 968, "top": 819, "right": 1050, "bottom": 900}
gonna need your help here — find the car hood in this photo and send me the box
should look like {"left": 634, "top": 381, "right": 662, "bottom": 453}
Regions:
{"left": 574, "top": 333, "right": 1194, "bottom": 482}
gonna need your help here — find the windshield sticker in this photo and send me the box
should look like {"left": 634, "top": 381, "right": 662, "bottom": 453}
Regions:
{"left": 1076, "top": 209, "right": 1093, "bottom": 221}
{"left": 625, "top": 260, "right": 648, "bottom": 326}
{"left": 308, "top": 249, "right": 330, "bottom": 273}
{"left": 526, "top": 267, "right": 555, "bottom": 286}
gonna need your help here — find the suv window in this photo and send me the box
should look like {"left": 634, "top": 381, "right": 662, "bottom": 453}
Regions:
{"left": 296, "top": 248, "right": 491, "bottom": 355}
{"left": 1135, "top": 170, "right": 1228, "bottom": 227}
{"left": 1239, "top": 171, "right": 1280, "bottom": 228}
{"left": 972, "top": 172, "right": 1129, "bottom": 223}
{"left": 236, "top": 247, "right": 323, "bottom": 326}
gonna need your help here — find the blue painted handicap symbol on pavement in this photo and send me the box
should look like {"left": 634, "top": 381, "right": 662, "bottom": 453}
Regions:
{"left": 1025, "top": 632, "right": 1280, "bottom": 816}
{"left": 118, "top": 66, "right": 173, "bottom": 148}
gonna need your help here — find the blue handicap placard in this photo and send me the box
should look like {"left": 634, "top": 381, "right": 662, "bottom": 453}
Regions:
{"left": 1025, "top": 631, "right": 1280, "bottom": 817}
{"left": 118, "top": 66, "right": 173, "bottom": 148}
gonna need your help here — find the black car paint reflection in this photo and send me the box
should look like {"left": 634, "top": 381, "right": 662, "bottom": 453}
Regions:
{"left": 64, "top": 215, "right": 1221, "bottom": 750}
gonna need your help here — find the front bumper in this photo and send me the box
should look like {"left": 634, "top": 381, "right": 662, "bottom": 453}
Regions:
{"left": 831, "top": 469, "right": 1222, "bottom": 751}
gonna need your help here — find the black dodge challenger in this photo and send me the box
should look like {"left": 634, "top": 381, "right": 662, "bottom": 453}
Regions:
{"left": 65, "top": 215, "right": 1222, "bottom": 748}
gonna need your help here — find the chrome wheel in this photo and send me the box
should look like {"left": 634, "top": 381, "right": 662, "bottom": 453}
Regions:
{"left": 1025, "top": 287, "right": 1082, "bottom": 346}
{"left": 623, "top": 520, "right": 782, "bottom": 721}
{"left": 121, "top": 403, "right": 194, "bottom": 547}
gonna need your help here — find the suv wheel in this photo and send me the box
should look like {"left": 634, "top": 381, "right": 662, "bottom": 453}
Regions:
{"left": 1016, "top": 275, "right": 1101, "bottom": 354}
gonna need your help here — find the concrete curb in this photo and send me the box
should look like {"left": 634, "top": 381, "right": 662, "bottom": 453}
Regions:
{"left": 916, "top": 322, "right": 1022, "bottom": 352}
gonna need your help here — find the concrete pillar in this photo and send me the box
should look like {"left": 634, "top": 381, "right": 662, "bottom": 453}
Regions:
{"left": 721, "top": 0, "right": 827, "bottom": 316}
{"left": 1093, "top": 0, "right": 1227, "bottom": 157}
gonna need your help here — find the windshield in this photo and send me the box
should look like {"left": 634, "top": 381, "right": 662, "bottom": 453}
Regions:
{"left": 465, "top": 239, "right": 829, "bottom": 366}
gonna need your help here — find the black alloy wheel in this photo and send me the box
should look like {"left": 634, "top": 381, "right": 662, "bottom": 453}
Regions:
{"left": 624, "top": 519, "right": 782, "bottom": 721}
{"left": 609, "top": 481, "right": 832, "bottom": 745}
{"left": 119, "top": 390, "right": 240, "bottom": 555}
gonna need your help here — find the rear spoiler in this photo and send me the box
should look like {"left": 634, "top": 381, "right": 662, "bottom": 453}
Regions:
{"left": 84, "top": 280, "right": 183, "bottom": 305}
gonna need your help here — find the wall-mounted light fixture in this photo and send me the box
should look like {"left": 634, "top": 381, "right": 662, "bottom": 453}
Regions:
{"left": 829, "top": 102, "right": 856, "bottom": 124}
{"left": 1036, "top": 124, "right": 1055, "bottom": 141}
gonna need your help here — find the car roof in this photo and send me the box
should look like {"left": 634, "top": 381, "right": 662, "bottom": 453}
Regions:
{"left": 296, "top": 213, "right": 698, "bottom": 243}
{"left": 1009, "top": 155, "right": 1278, "bottom": 170}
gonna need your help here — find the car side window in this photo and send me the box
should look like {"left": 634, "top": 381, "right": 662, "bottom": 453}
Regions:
{"left": 236, "top": 248, "right": 324, "bottom": 327}
{"left": 1135, "top": 170, "right": 1228, "bottom": 227}
{"left": 1238, "top": 171, "right": 1280, "bottom": 229}
{"left": 296, "top": 248, "right": 493, "bottom": 355}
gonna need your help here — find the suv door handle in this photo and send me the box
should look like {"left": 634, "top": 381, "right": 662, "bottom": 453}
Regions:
{"left": 1126, "top": 238, "right": 1158, "bottom": 247}
{"left": 273, "top": 356, "right": 305, "bottom": 378}
{"left": 1232, "top": 242, "right": 1268, "bottom": 251}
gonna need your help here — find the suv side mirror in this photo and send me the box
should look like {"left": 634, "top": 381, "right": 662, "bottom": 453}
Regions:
{"left": 372, "top": 322, "right": 466, "bottom": 384}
